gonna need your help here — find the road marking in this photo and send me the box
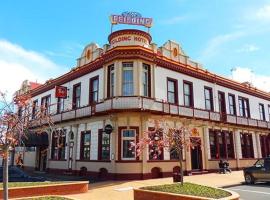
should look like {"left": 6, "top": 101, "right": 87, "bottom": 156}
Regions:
{"left": 114, "top": 186, "right": 133, "bottom": 191}
{"left": 231, "top": 188, "right": 270, "bottom": 195}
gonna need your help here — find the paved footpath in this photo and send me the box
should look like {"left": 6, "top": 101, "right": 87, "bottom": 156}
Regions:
{"left": 65, "top": 171, "right": 245, "bottom": 200}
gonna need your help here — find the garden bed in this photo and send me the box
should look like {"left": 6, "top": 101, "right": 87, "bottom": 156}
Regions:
{"left": 134, "top": 182, "right": 239, "bottom": 200}
{"left": 0, "top": 181, "right": 88, "bottom": 199}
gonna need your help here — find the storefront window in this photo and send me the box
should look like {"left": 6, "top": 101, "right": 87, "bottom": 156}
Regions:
{"left": 80, "top": 131, "right": 91, "bottom": 160}
{"left": 51, "top": 130, "right": 66, "bottom": 160}
{"left": 98, "top": 131, "right": 110, "bottom": 160}
{"left": 122, "top": 129, "right": 136, "bottom": 159}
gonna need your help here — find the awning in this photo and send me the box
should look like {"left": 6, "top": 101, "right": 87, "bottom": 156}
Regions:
{"left": 21, "top": 132, "right": 49, "bottom": 147}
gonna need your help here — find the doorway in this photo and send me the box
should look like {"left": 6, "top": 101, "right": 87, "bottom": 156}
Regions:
{"left": 191, "top": 140, "right": 202, "bottom": 170}
{"left": 36, "top": 146, "right": 48, "bottom": 171}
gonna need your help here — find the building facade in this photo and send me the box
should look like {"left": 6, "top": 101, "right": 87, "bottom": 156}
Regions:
{"left": 19, "top": 29, "right": 270, "bottom": 180}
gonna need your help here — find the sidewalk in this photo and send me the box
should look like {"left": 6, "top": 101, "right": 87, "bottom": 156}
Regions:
{"left": 64, "top": 170, "right": 245, "bottom": 200}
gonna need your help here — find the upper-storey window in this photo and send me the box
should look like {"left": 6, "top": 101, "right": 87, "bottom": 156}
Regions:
{"left": 89, "top": 76, "right": 99, "bottom": 104}
{"left": 238, "top": 96, "right": 250, "bottom": 118}
{"left": 167, "top": 78, "right": 178, "bottom": 104}
{"left": 57, "top": 98, "right": 64, "bottom": 114}
{"left": 259, "top": 103, "right": 266, "bottom": 121}
{"left": 41, "top": 95, "right": 51, "bottom": 115}
{"left": 122, "top": 62, "right": 134, "bottom": 96}
{"left": 107, "top": 64, "right": 115, "bottom": 98}
{"left": 142, "top": 63, "right": 151, "bottom": 97}
{"left": 72, "top": 83, "right": 81, "bottom": 109}
{"left": 204, "top": 87, "right": 213, "bottom": 111}
{"left": 228, "top": 94, "right": 236, "bottom": 115}
{"left": 183, "top": 81, "right": 193, "bottom": 107}
{"left": 268, "top": 105, "right": 270, "bottom": 122}
{"left": 32, "top": 100, "right": 38, "bottom": 119}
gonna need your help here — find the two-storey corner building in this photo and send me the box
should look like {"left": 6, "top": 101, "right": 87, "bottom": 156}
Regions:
{"left": 20, "top": 29, "right": 270, "bottom": 180}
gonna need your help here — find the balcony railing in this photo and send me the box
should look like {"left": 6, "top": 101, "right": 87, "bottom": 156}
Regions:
{"left": 46, "top": 96, "right": 269, "bottom": 130}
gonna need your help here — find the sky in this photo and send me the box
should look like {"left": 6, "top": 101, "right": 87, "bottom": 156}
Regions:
{"left": 1, "top": 0, "right": 270, "bottom": 99}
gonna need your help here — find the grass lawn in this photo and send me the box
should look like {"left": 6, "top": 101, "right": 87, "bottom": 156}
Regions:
{"left": 141, "top": 182, "right": 231, "bottom": 199}
{"left": 0, "top": 182, "right": 68, "bottom": 188}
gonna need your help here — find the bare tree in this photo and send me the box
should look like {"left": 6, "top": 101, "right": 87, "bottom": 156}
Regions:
{"left": 134, "top": 119, "right": 201, "bottom": 185}
{"left": 0, "top": 91, "right": 54, "bottom": 200}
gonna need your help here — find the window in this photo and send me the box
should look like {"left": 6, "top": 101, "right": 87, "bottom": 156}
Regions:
{"left": 41, "top": 95, "right": 51, "bottom": 115}
{"left": 228, "top": 94, "right": 236, "bottom": 115}
{"left": 260, "top": 135, "right": 270, "bottom": 158}
{"left": 238, "top": 97, "right": 250, "bottom": 118}
{"left": 89, "top": 76, "right": 99, "bottom": 104}
{"left": 148, "top": 128, "right": 163, "bottom": 160}
{"left": 204, "top": 87, "right": 213, "bottom": 111}
{"left": 80, "top": 131, "right": 91, "bottom": 160}
{"left": 72, "top": 83, "right": 81, "bottom": 109}
{"left": 57, "top": 98, "right": 64, "bottom": 114}
{"left": 142, "top": 63, "right": 151, "bottom": 97}
{"left": 268, "top": 105, "right": 270, "bottom": 122}
{"left": 209, "top": 129, "right": 234, "bottom": 159}
{"left": 183, "top": 81, "right": 193, "bottom": 107}
{"left": 170, "top": 148, "right": 180, "bottom": 160}
{"left": 32, "top": 100, "right": 38, "bottom": 119}
{"left": 122, "top": 62, "right": 134, "bottom": 96}
{"left": 259, "top": 103, "right": 266, "bottom": 121}
{"left": 98, "top": 130, "right": 110, "bottom": 160}
{"left": 240, "top": 133, "right": 254, "bottom": 158}
{"left": 51, "top": 130, "right": 66, "bottom": 160}
{"left": 107, "top": 64, "right": 115, "bottom": 98}
{"left": 167, "top": 78, "right": 178, "bottom": 104}
{"left": 121, "top": 129, "right": 136, "bottom": 160}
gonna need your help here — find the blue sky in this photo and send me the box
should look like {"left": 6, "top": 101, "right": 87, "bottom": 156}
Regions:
{"left": 1, "top": 0, "right": 270, "bottom": 97}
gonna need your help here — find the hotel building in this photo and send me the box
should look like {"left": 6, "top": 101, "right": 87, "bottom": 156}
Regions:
{"left": 17, "top": 29, "right": 270, "bottom": 180}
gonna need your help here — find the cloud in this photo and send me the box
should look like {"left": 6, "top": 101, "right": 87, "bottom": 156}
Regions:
{"left": 160, "top": 16, "right": 188, "bottom": 25}
{"left": 236, "top": 44, "right": 260, "bottom": 53}
{"left": 255, "top": 4, "right": 270, "bottom": 21}
{"left": 0, "top": 39, "right": 67, "bottom": 100}
{"left": 230, "top": 67, "right": 270, "bottom": 92}
{"left": 198, "top": 31, "right": 245, "bottom": 61}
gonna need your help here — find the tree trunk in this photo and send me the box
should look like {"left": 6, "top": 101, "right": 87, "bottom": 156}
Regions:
{"left": 179, "top": 149, "right": 184, "bottom": 186}
{"left": 3, "top": 149, "right": 9, "bottom": 200}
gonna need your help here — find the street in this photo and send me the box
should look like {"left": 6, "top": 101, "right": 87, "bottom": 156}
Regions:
{"left": 228, "top": 183, "right": 270, "bottom": 200}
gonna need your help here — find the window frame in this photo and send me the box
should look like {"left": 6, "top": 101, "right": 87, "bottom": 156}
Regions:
{"left": 72, "top": 83, "right": 81, "bottom": 109}
{"left": 259, "top": 103, "right": 266, "bottom": 121}
{"left": 57, "top": 97, "right": 64, "bottom": 114}
{"left": 238, "top": 96, "right": 250, "bottom": 118}
{"left": 183, "top": 80, "right": 194, "bottom": 107}
{"left": 204, "top": 87, "right": 213, "bottom": 111}
{"left": 228, "top": 93, "right": 236, "bottom": 115}
{"left": 107, "top": 64, "right": 115, "bottom": 98}
{"left": 80, "top": 130, "right": 91, "bottom": 160}
{"left": 98, "top": 129, "right": 111, "bottom": 161}
{"left": 142, "top": 63, "right": 151, "bottom": 97}
{"left": 167, "top": 77, "right": 178, "bottom": 104}
{"left": 122, "top": 62, "right": 134, "bottom": 96}
{"left": 41, "top": 95, "right": 51, "bottom": 115}
{"left": 32, "top": 100, "right": 38, "bottom": 119}
{"left": 89, "top": 76, "right": 99, "bottom": 105}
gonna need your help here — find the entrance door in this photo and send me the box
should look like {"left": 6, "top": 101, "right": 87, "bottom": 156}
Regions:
{"left": 36, "top": 146, "right": 47, "bottom": 171}
{"left": 218, "top": 91, "right": 226, "bottom": 121}
{"left": 191, "top": 140, "right": 202, "bottom": 170}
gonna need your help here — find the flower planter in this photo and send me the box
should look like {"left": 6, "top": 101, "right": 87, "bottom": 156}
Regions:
{"left": 134, "top": 188, "right": 240, "bottom": 200}
{"left": 0, "top": 181, "right": 89, "bottom": 199}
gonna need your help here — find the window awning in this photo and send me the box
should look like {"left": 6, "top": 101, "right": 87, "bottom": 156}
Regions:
{"left": 22, "top": 132, "right": 48, "bottom": 147}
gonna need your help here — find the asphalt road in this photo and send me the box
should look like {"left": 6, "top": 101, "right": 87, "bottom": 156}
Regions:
{"left": 228, "top": 183, "right": 270, "bottom": 200}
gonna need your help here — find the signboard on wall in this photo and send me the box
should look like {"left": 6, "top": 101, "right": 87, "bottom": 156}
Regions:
{"left": 110, "top": 12, "right": 153, "bottom": 27}
{"left": 55, "top": 86, "right": 67, "bottom": 99}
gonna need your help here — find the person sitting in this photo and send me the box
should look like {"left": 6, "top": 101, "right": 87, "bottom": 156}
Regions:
{"left": 219, "top": 160, "right": 226, "bottom": 174}
{"left": 224, "top": 160, "right": 231, "bottom": 173}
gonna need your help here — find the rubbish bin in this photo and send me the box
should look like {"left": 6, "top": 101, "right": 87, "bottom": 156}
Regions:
{"left": 173, "top": 172, "right": 181, "bottom": 182}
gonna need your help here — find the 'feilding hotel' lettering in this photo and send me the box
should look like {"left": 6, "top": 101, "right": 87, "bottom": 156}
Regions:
{"left": 111, "top": 35, "right": 147, "bottom": 45}
{"left": 111, "top": 15, "right": 153, "bottom": 27}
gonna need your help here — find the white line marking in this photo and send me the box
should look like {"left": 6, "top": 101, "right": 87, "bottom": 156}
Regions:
{"left": 231, "top": 188, "right": 270, "bottom": 195}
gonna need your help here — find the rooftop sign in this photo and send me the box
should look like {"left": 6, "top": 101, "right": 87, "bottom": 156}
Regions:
{"left": 110, "top": 12, "right": 153, "bottom": 28}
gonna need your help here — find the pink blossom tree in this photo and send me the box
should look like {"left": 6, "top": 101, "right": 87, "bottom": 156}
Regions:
{"left": 0, "top": 91, "right": 54, "bottom": 200}
{"left": 134, "top": 119, "right": 201, "bottom": 185}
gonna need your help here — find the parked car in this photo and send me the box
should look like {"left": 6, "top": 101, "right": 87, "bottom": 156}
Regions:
{"left": 243, "top": 157, "right": 270, "bottom": 184}
{"left": 0, "top": 166, "right": 45, "bottom": 182}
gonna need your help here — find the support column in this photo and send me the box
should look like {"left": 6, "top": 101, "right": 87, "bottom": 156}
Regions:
{"left": 234, "top": 129, "right": 242, "bottom": 169}
{"left": 203, "top": 126, "right": 210, "bottom": 170}
{"left": 256, "top": 132, "right": 262, "bottom": 158}
{"left": 252, "top": 132, "right": 258, "bottom": 158}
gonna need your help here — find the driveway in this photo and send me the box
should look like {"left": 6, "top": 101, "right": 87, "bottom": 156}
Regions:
{"left": 65, "top": 171, "right": 244, "bottom": 200}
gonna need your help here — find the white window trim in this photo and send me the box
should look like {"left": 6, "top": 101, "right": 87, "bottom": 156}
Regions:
{"left": 121, "top": 129, "right": 136, "bottom": 160}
